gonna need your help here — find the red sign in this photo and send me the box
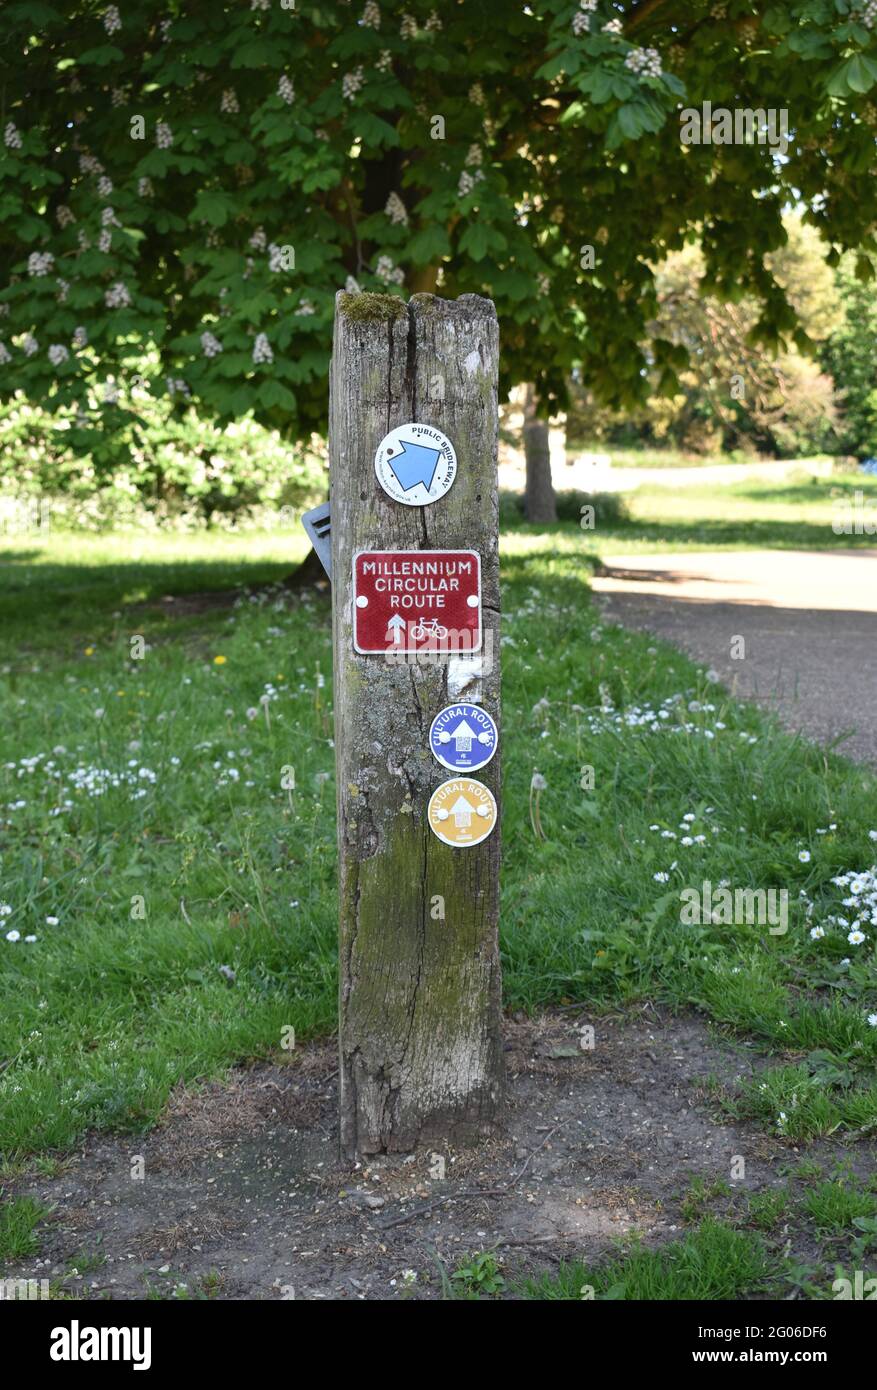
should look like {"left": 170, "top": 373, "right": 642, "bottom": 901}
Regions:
{"left": 353, "top": 550, "right": 482, "bottom": 654}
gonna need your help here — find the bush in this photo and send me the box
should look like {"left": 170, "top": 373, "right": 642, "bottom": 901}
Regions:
{"left": 0, "top": 393, "right": 326, "bottom": 529}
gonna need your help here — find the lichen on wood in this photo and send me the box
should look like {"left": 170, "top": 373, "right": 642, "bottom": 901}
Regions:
{"left": 329, "top": 291, "right": 503, "bottom": 1160}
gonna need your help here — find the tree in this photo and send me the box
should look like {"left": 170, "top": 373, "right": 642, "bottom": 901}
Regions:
{"left": 822, "top": 252, "right": 877, "bottom": 457}
{"left": 2, "top": 0, "right": 877, "bottom": 488}
{"left": 570, "top": 216, "right": 843, "bottom": 456}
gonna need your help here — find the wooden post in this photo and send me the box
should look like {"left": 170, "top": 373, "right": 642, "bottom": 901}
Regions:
{"left": 329, "top": 291, "right": 503, "bottom": 1159}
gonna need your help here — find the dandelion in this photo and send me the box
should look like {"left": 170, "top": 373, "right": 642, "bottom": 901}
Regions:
{"left": 213, "top": 655, "right": 227, "bottom": 665}
{"left": 529, "top": 771, "right": 547, "bottom": 840}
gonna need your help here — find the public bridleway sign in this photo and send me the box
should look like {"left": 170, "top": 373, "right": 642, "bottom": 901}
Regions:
{"left": 352, "top": 548, "right": 482, "bottom": 654}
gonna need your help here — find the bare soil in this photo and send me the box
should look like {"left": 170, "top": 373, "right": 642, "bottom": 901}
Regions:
{"left": 8, "top": 1008, "right": 873, "bottom": 1300}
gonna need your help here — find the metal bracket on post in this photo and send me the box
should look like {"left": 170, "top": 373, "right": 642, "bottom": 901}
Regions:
{"left": 301, "top": 502, "right": 332, "bottom": 579}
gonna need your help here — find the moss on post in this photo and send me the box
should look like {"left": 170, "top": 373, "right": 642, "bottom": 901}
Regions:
{"left": 329, "top": 289, "right": 504, "bottom": 1160}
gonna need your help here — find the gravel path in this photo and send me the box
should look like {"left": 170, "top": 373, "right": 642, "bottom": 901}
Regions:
{"left": 592, "top": 549, "right": 877, "bottom": 766}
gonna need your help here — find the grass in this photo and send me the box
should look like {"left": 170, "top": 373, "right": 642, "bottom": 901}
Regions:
{"left": 1, "top": 513, "right": 876, "bottom": 1167}
{"left": 502, "top": 471, "right": 877, "bottom": 555}
{"left": 0, "top": 1193, "right": 49, "bottom": 1261}
{"left": 519, "top": 1219, "right": 774, "bottom": 1300}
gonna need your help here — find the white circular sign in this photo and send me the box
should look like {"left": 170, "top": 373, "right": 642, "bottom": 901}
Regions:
{"left": 374, "top": 423, "right": 457, "bottom": 507}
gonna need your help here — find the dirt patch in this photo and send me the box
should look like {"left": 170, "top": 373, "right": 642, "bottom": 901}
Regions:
{"left": 7, "top": 1008, "right": 874, "bottom": 1300}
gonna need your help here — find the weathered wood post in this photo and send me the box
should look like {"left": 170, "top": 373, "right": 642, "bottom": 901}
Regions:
{"left": 329, "top": 290, "right": 503, "bottom": 1159}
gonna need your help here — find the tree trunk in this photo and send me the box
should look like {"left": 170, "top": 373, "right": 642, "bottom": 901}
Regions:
{"left": 329, "top": 290, "right": 504, "bottom": 1160}
{"left": 523, "top": 385, "right": 557, "bottom": 523}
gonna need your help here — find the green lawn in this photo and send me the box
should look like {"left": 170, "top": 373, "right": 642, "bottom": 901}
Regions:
{"left": 502, "top": 470, "right": 877, "bottom": 554}
{"left": 1, "top": 519, "right": 876, "bottom": 1171}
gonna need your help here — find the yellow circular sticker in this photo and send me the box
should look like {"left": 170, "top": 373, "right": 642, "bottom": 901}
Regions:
{"left": 428, "top": 778, "right": 497, "bottom": 848}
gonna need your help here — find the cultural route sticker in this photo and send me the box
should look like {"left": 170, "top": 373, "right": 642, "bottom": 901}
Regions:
{"left": 429, "top": 702, "right": 498, "bottom": 774}
{"left": 428, "top": 778, "right": 497, "bottom": 848}
{"left": 374, "top": 423, "right": 457, "bottom": 506}
{"left": 353, "top": 549, "right": 482, "bottom": 654}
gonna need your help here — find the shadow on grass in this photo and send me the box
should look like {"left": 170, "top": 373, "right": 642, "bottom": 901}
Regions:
{"left": 0, "top": 551, "right": 306, "bottom": 650}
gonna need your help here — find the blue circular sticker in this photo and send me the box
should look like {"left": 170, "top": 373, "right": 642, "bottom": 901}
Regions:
{"left": 429, "top": 702, "right": 498, "bottom": 773}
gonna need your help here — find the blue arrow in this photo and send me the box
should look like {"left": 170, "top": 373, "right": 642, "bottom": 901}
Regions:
{"left": 387, "top": 439, "right": 441, "bottom": 492}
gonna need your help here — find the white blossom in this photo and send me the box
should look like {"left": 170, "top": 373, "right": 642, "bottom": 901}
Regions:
{"left": 249, "top": 226, "right": 267, "bottom": 251}
{"left": 221, "top": 88, "right": 240, "bottom": 115}
{"left": 73, "top": 326, "right": 87, "bottom": 347}
{"left": 156, "top": 122, "right": 173, "bottom": 149}
{"left": 374, "top": 254, "right": 404, "bottom": 285}
{"left": 295, "top": 299, "right": 316, "bottom": 316}
{"left": 458, "top": 168, "right": 484, "bottom": 198}
{"left": 602, "top": 18, "right": 623, "bottom": 35}
{"left": 79, "top": 153, "right": 103, "bottom": 176}
{"left": 56, "top": 278, "right": 70, "bottom": 303}
{"left": 469, "top": 83, "right": 485, "bottom": 106}
{"left": 625, "top": 46, "right": 663, "bottom": 77}
{"left": 361, "top": 1, "right": 381, "bottom": 28}
{"left": 22, "top": 334, "right": 39, "bottom": 356}
{"left": 424, "top": 10, "right": 442, "bottom": 32}
{"left": 98, "top": 229, "right": 112, "bottom": 253}
{"left": 342, "top": 67, "right": 365, "bottom": 100}
{"left": 138, "top": 177, "right": 154, "bottom": 197}
{"left": 201, "top": 330, "right": 223, "bottom": 357}
{"left": 103, "top": 5, "right": 121, "bottom": 35}
{"left": 28, "top": 251, "right": 54, "bottom": 277}
{"left": 102, "top": 207, "right": 120, "bottom": 227}
{"left": 49, "top": 344, "right": 69, "bottom": 366}
{"left": 98, "top": 175, "right": 113, "bottom": 198}
{"left": 400, "top": 12, "right": 417, "bottom": 38}
{"left": 56, "top": 205, "right": 76, "bottom": 228}
{"left": 4, "top": 121, "right": 22, "bottom": 150}
{"left": 105, "top": 281, "right": 131, "bottom": 308}
{"left": 0, "top": 342, "right": 11, "bottom": 365}
{"left": 278, "top": 74, "right": 294, "bottom": 104}
{"left": 111, "top": 87, "right": 126, "bottom": 107}
{"left": 252, "top": 332, "right": 273, "bottom": 364}
{"left": 385, "top": 191, "right": 408, "bottom": 225}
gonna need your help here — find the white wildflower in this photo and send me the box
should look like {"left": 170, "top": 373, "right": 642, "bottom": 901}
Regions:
{"left": 278, "top": 74, "right": 294, "bottom": 104}
{"left": 105, "top": 281, "right": 131, "bottom": 308}
{"left": 385, "top": 192, "right": 408, "bottom": 225}
{"left": 4, "top": 121, "right": 22, "bottom": 150}
{"left": 103, "top": 5, "right": 121, "bottom": 35}
{"left": 221, "top": 88, "right": 240, "bottom": 114}
{"left": 48, "top": 344, "right": 69, "bottom": 366}
{"left": 155, "top": 122, "right": 173, "bottom": 149}
{"left": 342, "top": 67, "right": 365, "bottom": 100}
